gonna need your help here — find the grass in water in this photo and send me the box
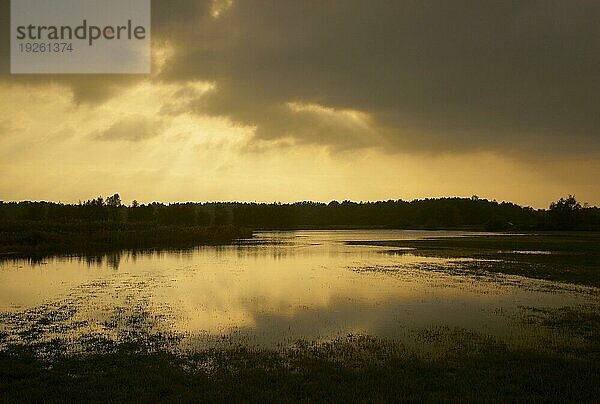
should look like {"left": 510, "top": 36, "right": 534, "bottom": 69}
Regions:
{"left": 348, "top": 232, "right": 600, "bottom": 287}
{"left": 1, "top": 306, "right": 599, "bottom": 403}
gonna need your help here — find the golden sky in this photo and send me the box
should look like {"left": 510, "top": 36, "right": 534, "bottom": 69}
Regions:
{"left": 1, "top": 1, "right": 599, "bottom": 208}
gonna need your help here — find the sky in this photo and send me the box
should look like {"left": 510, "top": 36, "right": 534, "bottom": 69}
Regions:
{"left": 1, "top": 0, "right": 599, "bottom": 208}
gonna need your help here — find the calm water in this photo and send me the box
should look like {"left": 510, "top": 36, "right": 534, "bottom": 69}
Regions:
{"left": 0, "top": 230, "right": 597, "bottom": 350}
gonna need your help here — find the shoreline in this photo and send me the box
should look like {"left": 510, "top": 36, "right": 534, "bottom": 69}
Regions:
{"left": 0, "top": 224, "right": 253, "bottom": 260}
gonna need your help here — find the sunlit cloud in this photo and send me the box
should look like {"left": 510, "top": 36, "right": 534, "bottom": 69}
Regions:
{"left": 91, "top": 115, "right": 166, "bottom": 142}
{"left": 210, "top": 0, "right": 234, "bottom": 19}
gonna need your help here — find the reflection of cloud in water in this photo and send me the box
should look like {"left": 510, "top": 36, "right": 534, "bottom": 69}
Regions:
{"left": 0, "top": 231, "right": 597, "bottom": 351}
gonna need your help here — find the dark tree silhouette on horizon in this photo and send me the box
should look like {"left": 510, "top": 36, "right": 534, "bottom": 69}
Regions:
{"left": 1, "top": 195, "right": 598, "bottom": 231}
{"left": 549, "top": 195, "right": 582, "bottom": 230}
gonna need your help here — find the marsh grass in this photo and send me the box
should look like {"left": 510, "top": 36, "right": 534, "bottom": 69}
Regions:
{"left": 1, "top": 300, "right": 599, "bottom": 402}
{"left": 1, "top": 325, "right": 598, "bottom": 403}
{"left": 349, "top": 233, "right": 600, "bottom": 287}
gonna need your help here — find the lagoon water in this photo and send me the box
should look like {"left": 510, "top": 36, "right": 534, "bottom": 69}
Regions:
{"left": 0, "top": 230, "right": 597, "bottom": 350}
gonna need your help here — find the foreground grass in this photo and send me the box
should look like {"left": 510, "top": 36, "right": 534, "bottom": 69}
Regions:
{"left": 1, "top": 305, "right": 598, "bottom": 402}
{"left": 1, "top": 328, "right": 598, "bottom": 403}
{"left": 0, "top": 222, "right": 252, "bottom": 259}
{"left": 349, "top": 232, "right": 600, "bottom": 287}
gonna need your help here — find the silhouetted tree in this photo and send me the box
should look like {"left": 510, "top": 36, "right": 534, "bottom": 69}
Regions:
{"left": 549, "top": 195, "right": 582, "bottom": 229}
{"left": 106, "top": 194, "right": 122, "bottom": 207}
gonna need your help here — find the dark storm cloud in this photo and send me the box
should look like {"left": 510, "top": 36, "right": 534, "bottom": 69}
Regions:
{"left": 3, "top": 1, "right": 600, "bottom": 154}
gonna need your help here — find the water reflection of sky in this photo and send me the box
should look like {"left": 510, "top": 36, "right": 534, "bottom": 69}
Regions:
{"left": 0, "top": 230, "right": 597, "bottom": 349}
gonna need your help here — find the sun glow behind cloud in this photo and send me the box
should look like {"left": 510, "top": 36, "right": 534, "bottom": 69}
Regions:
{"left": 1, "top": 1, "right": 600, "bottom": 208}
{"left": 1, "top": 76, "right": 598, "bottom": 209}
{"left": 210, "top": 0, "right": 234, "bottom": 19}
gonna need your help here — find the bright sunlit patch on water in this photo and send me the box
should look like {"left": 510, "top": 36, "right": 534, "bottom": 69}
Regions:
{"left": 499, "top": 250, "right": 555, "bottom": 255}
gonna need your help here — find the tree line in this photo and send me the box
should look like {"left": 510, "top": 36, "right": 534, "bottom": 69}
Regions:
{"left": 1, "top": 194, "right": 599, "bottom": 231}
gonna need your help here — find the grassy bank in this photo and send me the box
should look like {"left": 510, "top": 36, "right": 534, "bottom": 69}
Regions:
{"left": 0, "top": 222, "right": 253, "bottom": 259}
{"left": 349, "top": 232, "right": 600, "bottom": 287}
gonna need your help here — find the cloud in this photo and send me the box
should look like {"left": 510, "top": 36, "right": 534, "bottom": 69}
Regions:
{"left": 157, "top": 1, "right": 600, "bottom": 155}
{"left": 0, "top": 1, "right": 210, "bottom": 102}
{"left": 3, "top": 1, "right": 600, "bottom": 156}
{"left": 90, "top": 115, "right": 165, "bottom": 142}
{"left": 0, "top": 119, "right": 9, "bottom": 136}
